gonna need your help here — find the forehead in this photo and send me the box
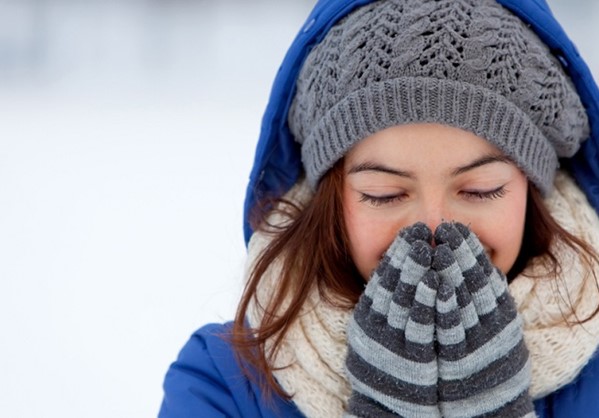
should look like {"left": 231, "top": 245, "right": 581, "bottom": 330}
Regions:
{"left": 345, "top": 123, "right": 504, "bottom": 165}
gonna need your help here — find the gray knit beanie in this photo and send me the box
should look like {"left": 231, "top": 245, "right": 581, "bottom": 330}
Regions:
{"left": 288, "top": 0, "right": 589, "bottom": 194}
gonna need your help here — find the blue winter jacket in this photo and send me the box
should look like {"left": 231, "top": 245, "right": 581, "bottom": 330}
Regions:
{"left": 159, "top": 323, "right": 599, "bottom": 417}
{"left": 160, "top": 0, "right": 599, "bottom": 416}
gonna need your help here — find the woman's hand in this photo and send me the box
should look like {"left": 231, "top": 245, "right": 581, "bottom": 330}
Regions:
{"left": 432, "top": 222, "right": 536, "bottom": 418}
{"left": 345, "top": 223, "right": 442, "bottom": 417}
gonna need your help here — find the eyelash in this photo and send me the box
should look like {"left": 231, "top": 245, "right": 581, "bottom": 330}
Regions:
{"left": 359, "top": 185, "right": 507, "bottom": 207}
{"left": 359, "top": 193, "right": 407, "bottom": 207}
{"left": 461, "top": 185, "right": 507, "bottom": 201}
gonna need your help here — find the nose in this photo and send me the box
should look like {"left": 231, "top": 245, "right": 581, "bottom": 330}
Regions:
{"left": 418, "top": 196, "right": 452, "bottom": 235}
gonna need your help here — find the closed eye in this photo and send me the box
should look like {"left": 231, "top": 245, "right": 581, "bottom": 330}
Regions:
{"left": 359, "top": 193, "right": 408, "bottom": 207}
{"left": 461, "top": 185, "right": 507, "bottom": 201}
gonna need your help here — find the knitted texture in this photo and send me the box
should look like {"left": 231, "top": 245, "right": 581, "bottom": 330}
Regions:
{"left": 245, "top": 172, "right": 599, "bottom": 418}
{"left": 288, "top": 0, "right": 589, "bottom": 194}
{"left": 345, "top": 222, "right": 535, "bottom": 417}
{"left": 433, "top": 223, "right": 534, "bottom": 417}
{"left": 510, "top": 171, "right": 599, "bottom": 398}
{"left": 345, "top": 224, "right": 441, "bottom": 417}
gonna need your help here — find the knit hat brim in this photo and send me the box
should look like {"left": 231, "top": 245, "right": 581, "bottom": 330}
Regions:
{"left": 302, "top": 76, "right": 558, "bottom": 194}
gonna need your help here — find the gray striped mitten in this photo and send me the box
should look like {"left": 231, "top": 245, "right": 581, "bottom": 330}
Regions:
{"left": 432, "top": 222, "right": 535, "bottom": 418}
{"left": 345, "top": 223, "right": 442, "bottom": 418}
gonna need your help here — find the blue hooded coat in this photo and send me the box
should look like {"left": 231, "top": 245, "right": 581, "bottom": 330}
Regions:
{"left": 160, "top": 0, "right": 599, "bottom": 416}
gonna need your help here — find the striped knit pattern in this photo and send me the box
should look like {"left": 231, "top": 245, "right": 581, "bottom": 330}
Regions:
{"left": 433, "top": 222, "right": 535, "bottom": 418}
{"left": 345, "top": 222, "right": 536, "bottom": 418}
{"left": 345, "top": 223, "right": 442, "bottom": 417}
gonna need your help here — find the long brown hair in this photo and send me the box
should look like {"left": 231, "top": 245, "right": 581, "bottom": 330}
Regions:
{"left": 231, "top": 162, "right": 599, "bottom": 398}
{"left": 231, "top": 161, "right": 361, "bottom": 399}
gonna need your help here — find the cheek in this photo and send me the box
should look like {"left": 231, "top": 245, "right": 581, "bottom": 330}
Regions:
{"left": 474, "top": 195, "right": 527, "bottom": 274}
{"left": 343, "top": 200, "right": 400, "bottom": 280}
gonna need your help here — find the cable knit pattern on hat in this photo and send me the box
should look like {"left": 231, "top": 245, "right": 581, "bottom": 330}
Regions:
{"left": 246, "top": 172, "right": 599, "bottom": 418}
{"left": 288, "top": 0, "right": 589, "bottom": 193}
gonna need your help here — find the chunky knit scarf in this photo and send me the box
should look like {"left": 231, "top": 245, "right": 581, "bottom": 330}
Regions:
{"left": 245, "top": 171, "right": 599, "bottom": 418}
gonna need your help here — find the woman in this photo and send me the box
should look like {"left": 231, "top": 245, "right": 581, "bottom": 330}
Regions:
{"left": 159, "top": 0, "right": 599, "bottom": 416}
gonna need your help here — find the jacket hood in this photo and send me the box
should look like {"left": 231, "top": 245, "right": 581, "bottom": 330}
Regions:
{"left": 243, "top": 0, "right": 599, "bottom": 245}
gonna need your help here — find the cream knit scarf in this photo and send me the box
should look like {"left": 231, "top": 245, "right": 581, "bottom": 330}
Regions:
{"left": 245, "top": 171, "right": 599, "bottom": 418}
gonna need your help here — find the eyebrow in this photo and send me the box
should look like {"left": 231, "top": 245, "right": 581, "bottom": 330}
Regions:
{"left": 347, "top": 162, "right": 415, "bottom": 179}
{"left": 450, "top": 154, "right": 512, "bottom": 176}
{"left": 347, "top": 154, "right": 512, "bottom": 178}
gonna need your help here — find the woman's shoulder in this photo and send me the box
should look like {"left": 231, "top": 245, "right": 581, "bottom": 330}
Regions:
{"left": 158, "top": 322, "right": 304, "bottom": 418}
{"left": 535, "top": 353, "right": 599, "bottom": 417}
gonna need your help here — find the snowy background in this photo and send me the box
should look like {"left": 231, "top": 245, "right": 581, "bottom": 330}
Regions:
{"left": 0, "top": 1, "right": 597, "bottom": 417}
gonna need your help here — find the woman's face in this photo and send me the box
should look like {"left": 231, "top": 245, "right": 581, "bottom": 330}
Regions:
{"left": 343, "top": 123, "right": 528, "bottom": 280}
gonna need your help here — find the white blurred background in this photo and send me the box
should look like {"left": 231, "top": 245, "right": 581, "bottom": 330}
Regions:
{"left": 0, "top": 1, "right": 597, "bottom": 417}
